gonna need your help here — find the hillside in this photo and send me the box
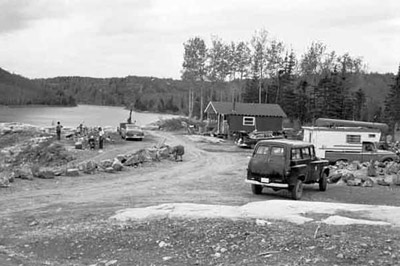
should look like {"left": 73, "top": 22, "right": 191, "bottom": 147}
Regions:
{"left": 0, "top": 68, "right": 76, "bottom": 106}
{"left": 1, "top": 66, "right": 396, "bottom": 121}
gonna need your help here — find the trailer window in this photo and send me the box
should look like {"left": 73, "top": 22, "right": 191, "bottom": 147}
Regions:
{"left": 346, "top": 134, "right": 361, "bottom": 144}
{"left": 243, "top": 117, "right": 255, "bottom": 126}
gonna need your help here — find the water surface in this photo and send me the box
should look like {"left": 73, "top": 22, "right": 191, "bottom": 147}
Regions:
{"left": 0, "top": 105, "right": 179, "bottom": 128}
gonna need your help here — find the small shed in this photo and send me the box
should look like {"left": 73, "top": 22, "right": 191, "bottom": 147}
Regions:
{"left": 204, "top": 101, "right": 287, "bottom": 135}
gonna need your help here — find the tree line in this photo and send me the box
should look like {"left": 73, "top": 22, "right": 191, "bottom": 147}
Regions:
{"left": 181, "top": 29, "right": 398, "bottom": 127}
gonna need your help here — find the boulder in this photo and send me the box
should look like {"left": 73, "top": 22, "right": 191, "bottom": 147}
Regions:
{"left": 123, "top": 154, "right": 140, "bottom": 166}
{"left": 100, "top": 159, "right": 113, "bottom": 168}
{"left": 112, "top": 159, "right": 123, "bottom": 171}
{"left": 13, "top": 166, "right": 33, "bottom": 180}
{"left": 347, "top": 161, "right": 361, "bottom": 171}
{"left": 135, "top": 149, "right": 152, "bottom": 163}
{"left": 361, "top": 176, "right": 374, "bottom": 187}
{"left": 37, "top": 169, "right": 55, "bottom": 179}
{"left": 66, "top": 168, "right": 79, "bottom": 177}
{"left": 367, "top": 163, "right": 377, "bottom": 177}
{"left": 105, "top": 167, "right": 115, "bottom": 173}
{"left": 386, "top": 162, "right": 400, "bottom": 175}
{"left": 347, "top": 178, "right": 362, "bottom": 186}
{"left": 79, "top": 160, "right": 97, "bottom": 174}
{"left": 116, "top": 155, "right": 127, "bottom": 164}
{"left": 393, "top": 174, "right": 400, "bottom": 186}
{"left": 158, "top": 146, "right": 171, "bottom": 159}
{"left": 342, "top": 173, "right": 355, "bottom": 183}
{"left": 328, "top": 172, "right": 342, "bottom": 183}
{"left": 0, "top": 175, "right": 10, "bottom": 187}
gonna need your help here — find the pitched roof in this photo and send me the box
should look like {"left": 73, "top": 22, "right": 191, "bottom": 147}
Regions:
{"left": 205, "top": 101, "right": 287, "bottom": 117}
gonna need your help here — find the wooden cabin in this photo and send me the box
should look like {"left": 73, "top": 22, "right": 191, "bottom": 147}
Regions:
{"left": 204, "top": 101, "right": 287, "bottom": 136}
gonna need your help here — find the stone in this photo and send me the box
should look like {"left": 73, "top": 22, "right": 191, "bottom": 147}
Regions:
{"left": 347, "top": 178, "right": 362, "bottom": 186}
{"left": 123, "top": 154, "right": 140, "bottom": 166}
{"left": 100, "top": 159, "right": 113, "bottom": 168}
{"left": 105, "top": 167, "right": 115, "bottom": 173}
{"left": 367, "top": 163, "right": 377, "bottom": 177}
{"left": 158, "top": 146, "right": 171, "bottom": 159}
{"left": 394, "top": 174, "right": 400, "bottom": 186}
{"left": 112, "top": 159, "right": 123, "bottom": 171}
{"left": 0, "top": 176, "right": 10, "bottom": 187}
{"left": 37, "top": 169, "right": 55, "bottom": 179}
{"left": 328, "top": 172, "right": 342, "bottom": 183}
{"left": 80, "top": 160, "right": 97, "bottom": 174}
{"left": 66, "top": 168, "right": 79, "bottom": 177}
{"left": 361, "top": 177, "right": 374, "bottom": 187}
{"left": 13, "top": 167, "right": 33, "bottom": 180}
{"left": 342, "top": 173, "right": 355, "bottom": 183}
{"left": 135, "top": 149, "right": 152, "bottom": 163}
{"left": 116, "top": 155, "right": 127, "bottom": 163}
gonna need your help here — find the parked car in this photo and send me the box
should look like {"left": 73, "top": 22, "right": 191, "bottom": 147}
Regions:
{"left": 235, "top": 130, "right": 283, "bottom": 148}
{"left": 120, "top": 123, "right": 144, "bottom": 141}
{"left": 245, "top": 139, "right": 329, "bottom": 200}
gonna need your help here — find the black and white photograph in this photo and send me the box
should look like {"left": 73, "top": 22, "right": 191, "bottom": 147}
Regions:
{"left": 1, "top": 0, "right": 400, "bottom": 265}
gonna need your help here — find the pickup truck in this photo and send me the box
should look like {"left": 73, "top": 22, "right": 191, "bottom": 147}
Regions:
{"left": 324, "top": 141, "right": 397, "bottom": 163}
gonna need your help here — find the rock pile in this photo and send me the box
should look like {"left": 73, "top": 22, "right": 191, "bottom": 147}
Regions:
{"left": 328, "top": 160, "right": 400, "bottom": 187}
{"left": 1, "top": 144, "right": 180, "bottom": 188}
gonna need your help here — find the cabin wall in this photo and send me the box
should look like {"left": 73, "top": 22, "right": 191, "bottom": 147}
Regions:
{"left": 228, "top": 115, "right": 283, "bottom": 132}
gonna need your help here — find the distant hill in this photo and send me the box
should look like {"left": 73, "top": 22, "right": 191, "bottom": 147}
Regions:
{"left": 0, "top": 67, "right": 76, "bottom": 106}
{"left": 1, "top": 66, "right": 396, "bottom": 120}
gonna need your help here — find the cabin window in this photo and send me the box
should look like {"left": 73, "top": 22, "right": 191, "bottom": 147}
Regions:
{"left": 243, "top": 117, "right": 255, "bottom": 126}
{"left": 368, "top": 134, "right": 376, "bottom": 138}
{"left": 346, "top": 134, "right": 361, "bottom": 144}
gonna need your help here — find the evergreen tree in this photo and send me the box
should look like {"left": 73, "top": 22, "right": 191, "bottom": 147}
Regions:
{"left": 383, "top": 65, "right": 400, "bottom": 129}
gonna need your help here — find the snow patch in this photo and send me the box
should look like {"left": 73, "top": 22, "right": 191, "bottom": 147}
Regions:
{"left": 111, "top": 200, "right": 400, "bottom": 227}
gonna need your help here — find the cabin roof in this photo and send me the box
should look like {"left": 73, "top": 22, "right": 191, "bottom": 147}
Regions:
{"left": 204, "top": 101, "right": 287, "bottom": 117}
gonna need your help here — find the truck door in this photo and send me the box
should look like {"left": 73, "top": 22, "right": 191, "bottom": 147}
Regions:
{"left": 361, "top": 141, "right": 376, "bottom": 162}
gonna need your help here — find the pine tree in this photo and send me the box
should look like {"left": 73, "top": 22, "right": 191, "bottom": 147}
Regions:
{"left": 384, "top": 64, "right": 400, "bottom": 129}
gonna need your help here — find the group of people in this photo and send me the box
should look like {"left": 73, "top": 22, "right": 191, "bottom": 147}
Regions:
{"left": 55, "top": 121, "right": 105, "bottom": 150}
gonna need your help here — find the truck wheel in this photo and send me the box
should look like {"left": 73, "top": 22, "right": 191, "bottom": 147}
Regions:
{"left": 251, "top": 184, "right": 263, "bottom": 195}
{"left": 319, "top": 172, "right": 327, "bottom": 191}
{"left": 291, "top": 180, "right": 303, "bottom": 200}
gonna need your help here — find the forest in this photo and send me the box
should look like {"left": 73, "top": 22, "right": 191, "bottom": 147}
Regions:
{"left": 1, "top": 28, "right": 400, "bottom": 129}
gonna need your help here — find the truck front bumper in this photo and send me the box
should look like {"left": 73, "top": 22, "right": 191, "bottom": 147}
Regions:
{"left": 245, "top": 179, "right": 289, "bottom": 188}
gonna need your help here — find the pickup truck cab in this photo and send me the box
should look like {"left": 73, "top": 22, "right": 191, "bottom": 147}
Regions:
{"left": 245, "top": 139, "right": 329, "bottom": 200}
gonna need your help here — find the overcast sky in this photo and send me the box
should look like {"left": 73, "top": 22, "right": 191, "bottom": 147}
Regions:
{"left": 1, "top": 0, "right": 399, "bottom": 79}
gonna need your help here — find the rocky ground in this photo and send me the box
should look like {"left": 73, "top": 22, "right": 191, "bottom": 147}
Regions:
{"left": 0, "top": 123, "right": 400, "bottom": 266}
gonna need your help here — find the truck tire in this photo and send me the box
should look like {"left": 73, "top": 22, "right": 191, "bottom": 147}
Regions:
{"left": 251, "top": 184, "right": 263, "bottom": 195}
{"left": 291, "top": 179, "right": 303, "bottom": 200}
{"left": 319, "top": 172, "right": 327, "bottom": 191}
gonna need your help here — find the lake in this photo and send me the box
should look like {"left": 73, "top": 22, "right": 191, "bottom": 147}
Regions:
{"left": 0, "top": 105, "right": 180, "bottom": 128}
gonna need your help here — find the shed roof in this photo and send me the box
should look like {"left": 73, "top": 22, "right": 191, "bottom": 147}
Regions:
{"left": 205, "top": 101, "right": 287, "bottom": 117}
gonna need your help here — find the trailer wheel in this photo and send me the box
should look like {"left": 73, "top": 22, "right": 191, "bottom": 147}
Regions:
{"left": 291, "top": 179, "right": 303, "bottom": 200}
{"left": 319, "top": 172, "right": 327, "bottom": 191}
{"left": 251, "top": 184, "right": 263, "bottom": 195}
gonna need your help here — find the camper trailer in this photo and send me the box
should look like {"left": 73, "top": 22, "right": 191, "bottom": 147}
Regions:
{"left": 302, "top": 118, "right": 397, "bottom": 163}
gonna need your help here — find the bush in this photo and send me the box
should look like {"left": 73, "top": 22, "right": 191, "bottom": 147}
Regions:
{"left": 157, "top": 117, "right": 206, "bottom": 131}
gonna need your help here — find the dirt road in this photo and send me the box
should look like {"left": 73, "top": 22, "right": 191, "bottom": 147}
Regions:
{"left": 1, "top": 130, "right": 400, "bottom": 265}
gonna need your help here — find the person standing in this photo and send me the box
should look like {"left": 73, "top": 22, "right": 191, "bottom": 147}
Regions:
{"left": 98, "top": 127, "right": 104, "bottom": 149}
{"left": 56, "top": 121, "right": 62, "bottom": 140}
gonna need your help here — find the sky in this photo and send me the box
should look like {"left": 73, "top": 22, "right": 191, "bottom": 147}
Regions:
{"left": 1, "top": 0, "right": 399, "bottom": 80}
